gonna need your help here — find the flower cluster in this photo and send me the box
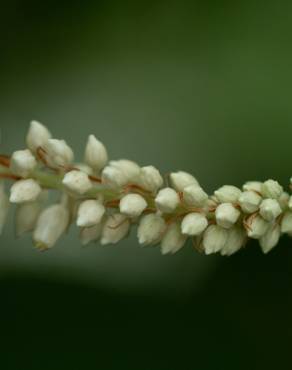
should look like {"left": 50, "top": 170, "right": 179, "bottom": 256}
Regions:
{"left": 1, "top": 121, "right": 292, "bottom": 255}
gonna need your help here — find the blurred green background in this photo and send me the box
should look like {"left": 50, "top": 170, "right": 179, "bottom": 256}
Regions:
{"left": 1, "top": 1, "right": 292, "bottom": 369}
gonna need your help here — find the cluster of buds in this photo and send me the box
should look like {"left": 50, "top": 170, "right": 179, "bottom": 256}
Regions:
{"left": 1, "top": 121, "right": 292, "bottom": 256}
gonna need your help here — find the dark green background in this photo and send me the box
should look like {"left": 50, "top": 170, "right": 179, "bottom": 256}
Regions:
{"left": 1, "top": 1, "right": 292, "bottom": 369}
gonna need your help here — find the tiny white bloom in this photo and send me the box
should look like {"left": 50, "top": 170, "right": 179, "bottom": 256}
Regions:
{"left": 15, "top": 201, "right": 41, "bottom": 237}
{"left": 215, "top": 203, "right": 240, "bottom": 229}
{"left": 155, "top": 187, "right": 180, "bottom": 213}
{"left": 261, "top": 179, "right": 283, "bottom": 199}
{"left": 0, "top": 182, "right": 9, "bottom": 235}
{"left": 26, "top": 120, "right": 52, "bottom": 153}
{"left": 242, "top": 181, "right": 263, "bottom": 193}
{"left": 182, "top": 184, "right": 208, "bottom": 207}
{"left": 169, "top": 171, "right": 199, "bottom": 192}
{"left": 281, "top": 211, "right": 292, "bottom": 233}
{"left": 45, "top": 138, "right": 74, "bottom": 167}
{"left": 259, "top": 224, "right": 281, "bottom": 254}
{"left": 62, "top": 170, "right": 92, "bottom": 195}
{"left": 10, "top": 179, "right": 42, "bottom": 204}
{"left": 214, "top": 185, "right": 241, "bottom": 203}
{"left": 137, "top": 213, "right": 166, "bottom": 245}
{"left": 119, "top": 194, "right": 147, "bottom": 217}
{"left": 102, "top": 159, "right": 140, "bottom": 188}
{"left": 161, "top": 223, "right": 187, "bottom": 255}
{"left": 84, "top": 134, "right": 108, "bottom": 172}
{"left": 238, "top": 191, "right": 262, "bottom": 214}
{"left": 246, "top": 215, "right": 269, "bottom": 239}
{"left": 181, "top": 212, "right": 208, "bottom": 236}
{"left": 220, "top": 226, "right": 246, "bottom": 256}
{"left": 138, "top": 166, "right": 163, "bottom": 193}
{"left": 259, "top": 199, "right": 282, "bottom": 222}
{"left": 33, "top": 204, "right": 69, "bottom": 249}
{"left": 77, "top": 199, "right": 105, "bottom": 227}
{"left": 101, "top": 213, "right": 130, "bottom": 245}
{"left": 278, "top": 192, "right": 289, "bottom": 211}
{"left": 202, "top": 225, "right": 228, "bottom": 255}
{"left": 80, "top": 223, "right": 103, "bottom": 246}
{"left": 10, "top": 149, "right": 37, "bottom": 178}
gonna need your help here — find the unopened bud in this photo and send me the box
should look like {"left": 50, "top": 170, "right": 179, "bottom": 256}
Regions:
{"left": 183, "top": 184, "right": 208, "bottom": 207}
{"left": 261, "top": 179, "right": 283, "bottom": 199}
{"left": 10, "top": 179, "right": 41, "bottom": 204}
{"left": 202, "top": 225, "right": 228, "bottom": 255}
{"left": 259, "top": 224, "right": 281, "bottom": 254}
{"left": 80, "top": 223, "right": 103, "bottom": 245}
{"left": 220, "top": 226, "right": 246, "bottom": 256}
{"left": 246, "top": 215, "right": 269, "bottom": 239}
{"left": 10, "top": 149, "right": 37, "bottom": 177}
{"left": 214, "top": 185, "right": 241, "bottom": 203}
{"left": 242, "top": 181, "right": 262, "bottom": 193}
{"left": 238, "top": 191, "right": 262, "bottom": 214}
{"left": 155, "top": 187, "right": 180, "bottom": 213}
{"left": 102, "top": 160, "right": 140, "bottom": 188}
{"left": 137, "top": 213, "right": 166, "bottom": 245}
{"left": 259, "top": 199, "right": 282, "bottom": 222}
{"left": 84, "top": 134, "right": 108, "bottom": 172}
{"left": 139, "top": 166, "right": 163, "bottom": 193}
{"left": 281, "top": 211, "right": 292, "bottom": 233}
{"left": 119, "top": 194, "right": 147, "bottom": 217}
{"left": 45, "top": 138, "right": 74, "bottom": 167}
{"left": 215, "top": 203, "right": 240, "bottom": 229}
{"left": 26, "top": 120, "right": 52, "bottom": 153}
{"left": 62, "top": 170, "right": 92, "bottom": 195}
{"left": 77, "top": 199, "right": 105, "bottom": 227}
{"left": 169, "top": 171, "right": 199, "bottom": 192}
{"left": 161, "top": 223, "right": 187, "bottom": 255}
{"left": 101, "top": 214, "right": 130, "bottom": 245}
{"left": 181, "top": 213, "right": 208, "bottom": 236}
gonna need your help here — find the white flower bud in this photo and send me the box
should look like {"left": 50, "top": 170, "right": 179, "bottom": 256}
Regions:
{"left": 161, "top": 223, "right": 187, "bottom": 255}
{"left": 259, "top": 199, "right": 282, "bottom": 222}
{"left": 10, "top": 179, "right": 41, "bottom": 204}
{"left": 45, "top": 138, "right": 74, "bottom": 167}
{"left": 202, "top": 225, "right": 228, "bottom": 255}
{"left": 281, "top": 211, "right": 292, "bottom": 233}
{"left": 10, "top": 149, "right": 37, "bottom": 177}
{"left": 73, "top": 163, "right": 94, "bottom": 175}
{"left": 119, "top": 194, "right": 147, "bottom": 217}
{"left": 246, "top": 215, "right": 269, "bottom": 239}
{"left": 261, "top": 179, "right": 283, "bottom": 199}
{"left": 155, "top": 187, "right": 180, "bottom": 213}
{"left": 84, "top": 134, "right": 108, "bottom": 172}
{"left": 77, "top": 199, "right": 105, "bottom": 227}
{"left": 259, "top": 224, "right": 281, "bottom": 254}
{"left": 214, "top": 185, "right": 241, "bottom": 203}
{"left": 138, "top": 166, "right": 163, "bottom": 193}
{"left": 215, "top": 203, "right": 240, "bottom": 229}
{"left": 79, "top": 223, "right": 103, "bottom": 245}
{"left": 182, "top": 184, "right": 208, "bottom": 207}
{"left": 238, "top": 191, "right": 262, "bottom": 214}
{"left": 62, "top": 170, "right": 92, "bottom": 195}
{"left": 137, "top": 213, "right": 166, "bottom": 245}
{"left": 220, "top": 226, "right": 246, "bottom": 256}
{"left": 26, "top": 120, "right": 52, "bottom": 153}
{"left": 15, "top": 201, "right": 41, "bottom": 237}
{"left": 278, "top": 192, "right": 289, "bottom": 211}
{"left": 101, "top": 213, "right": 130, "bottom": 245}
{"left": 242, "top": 181, "right": 262, "bottom": 193}
{"left": 33, "top": 204, "right": 69, "bottom": 249}
{"left": 288, "top": 196, "right": 292, "bottom": 210}
{"left": 0, "top": 183, "right": 9, "bottom": 235}
{"left": 102, "top": 160, "right": 140, "bottom": 188}
{"left": 169, "top": 171, "right": 199, "bottom": 192}
{"left": 181, "top": 213, "right": 208, "bottom": 236}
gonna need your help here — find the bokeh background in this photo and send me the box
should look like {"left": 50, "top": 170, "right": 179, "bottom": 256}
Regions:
{"left": 1, "top": 1, "right": 292, "bottom": 369}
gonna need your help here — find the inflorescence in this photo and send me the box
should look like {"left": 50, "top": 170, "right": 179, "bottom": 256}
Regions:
{"left": 1, "top": 121, "right": 292, "bottom": 255}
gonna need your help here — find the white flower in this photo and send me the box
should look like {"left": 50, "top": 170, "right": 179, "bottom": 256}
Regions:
{"left": 182, "top": 184, "right": 208, "bottom": 207}
{"left": 10, "top": 149, "right": 37, "bottom": 178}
{"left": 79, "top": 223, "right": 103, "bottom": 245}
{"left": 246, "top": 215, "right": 269, "bottom": 239}
{"left": 138, "top": 166, "right": 163, "bottom": 193}
{"left": 220, "top": 226, "right": 246, "bottom": 256}
{"left": 84, "top": 134, "right": 108, "bottom": 172}
{"left": 214, "top": 185, "right": 241, "bottom": 203}
{"left": 0, "top": 182, "right": 9, "bottom": 235}
{"left": 278, "top": 191, "right": 289, "bottom": 211}
{"left": 102, "top": 159, "right": 140, "bottom": 188}
{"left": 169, "top": 171, "right": 199, "bottom": 192}
{"left": 259, "top": 224, "right": 281, "bottom": 254}
{"left": 10, "top": 179, "right": 42, "bottom": 204}
{"left": 15, "top": 201, "right": 41, "bottom": 237}
{"left": 161, "top": 223, "right": 187, "bottom": 255}
{"left": 288, "top": 196, "right": 292, "bottom": 210}
{"left": 45, "top": 138, "right": 74, "bottom": 167}
{"left": 62, "top": 170, "right": 92, "bottom": 195}
{"left": 137, "top": 213, "right": 166, "bottom": 245}
{"left": 281, "top": 211, "right": 292, "bottom": 233}
{"left": 77, "top": 199, "right": 105, "bottom": 227}
{"left": 181, "top": 213, "right": 208, "bottom": 236}
{"left": 119, "top": 194, "right": 147, "bottom": 217}
{"left": 238, "top": 191, "right": 262, "bottom": 214}
{"left": 215, "top": 203, "right": 240, "bottom": 229}
{"left": 202, "top": 225, "right": 228, "bottom": 255}
{"left": 261, "top": 179, "right": 283, "bottom": 199}
{"left": 33, "top": 204, "right": 69, "bottom": 249}
{"left": 26, "top": 120, "right": 52, "bottom": 153}
{"left": 155, "top": 187, "right": 180, "bottom": 213}
{"left": 100, "top": 213, "right": 130, "bottom": 245}
{"left": 242, "top": 181, "right": 263, "bottom": 193}
{"left": 259, "top": 199, "right": 282, "bottom": 222}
